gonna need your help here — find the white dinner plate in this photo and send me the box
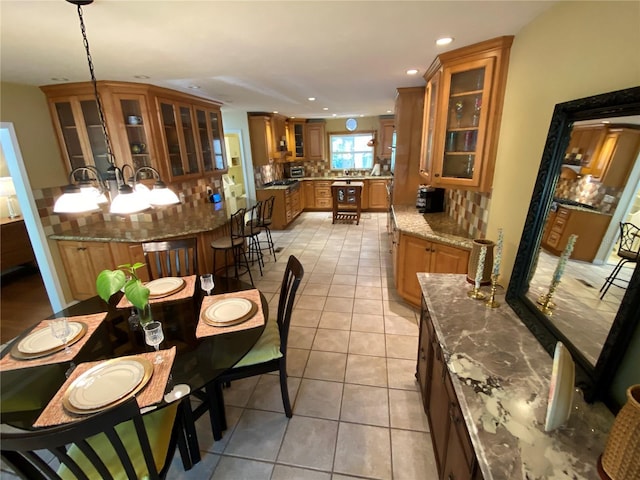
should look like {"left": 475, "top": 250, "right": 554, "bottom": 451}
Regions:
{"left": 64, "top": 357, "right": 153, "bottom": 412}
{"left": 145, "top": 277, "right": 185, "bottom": 298}
{"left": 17, "top": 322, "right": 85, "bottom": 355}
{"left": 204, "top": 298, "right": 257, "bottom": 326}
{"left": 544, "top": 342, "right": 575, "bottom": 432}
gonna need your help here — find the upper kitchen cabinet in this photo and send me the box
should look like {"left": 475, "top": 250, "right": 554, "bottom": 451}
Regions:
{"left": 41, "top": 81, "right": 227, "bottom": 183}
{"left": 305, "top": 121, "right": 326, "bottom": 161}
{"left": 420, "top": 36, "right": 513, "bottom": 192}
{"left": 585, "top": 127, "right": 640, "bottom": 187}
{"left": 288, "top": 119, "right": 306, "bottom": 161}
{"left": 378, "top": 117, "right": 395, "bottom": 160}
{"left": 195, "top": 107, "right": 227, "bottom": 173}
{"left": 248, "top": 113, "right": 291, "bottom": 165}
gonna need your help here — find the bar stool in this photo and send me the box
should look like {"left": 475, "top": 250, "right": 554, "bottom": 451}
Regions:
{"left": 210, "top": 208, "right": 254, "bottom": 286}
{"left": 243, "top": 202, "right": 265, "bottom": 276}
{"left": 252, "top": 195, "right": 277, "bottom": 262}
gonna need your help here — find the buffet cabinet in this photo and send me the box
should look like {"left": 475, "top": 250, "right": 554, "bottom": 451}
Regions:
{"left": 256, "top": 183, "right": 303, "bottom": 230}
{"left": 40, "top": 81, "right": 227, "bottom": 183}
{"left": 395, "top": 232, "right": 469, "bottom": 306}
{"left": 420, "top": 36, "right": 513, "bottom": 192}
{"left": 418, "top": 301, "right": 483, "bottom": 480}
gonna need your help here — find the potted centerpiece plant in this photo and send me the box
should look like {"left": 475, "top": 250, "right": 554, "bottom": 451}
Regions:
{"left": 96, "top": 263, "right": 151, "bottom": 322}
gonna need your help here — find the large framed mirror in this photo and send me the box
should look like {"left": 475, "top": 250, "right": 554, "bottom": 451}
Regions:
{"left": 506, "top": 86, "right": 640, "bottom": 409}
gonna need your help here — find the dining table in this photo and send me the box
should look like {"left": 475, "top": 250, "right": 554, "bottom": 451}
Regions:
{"left": 0, "top": 275, "right": 268, "bottom": 470}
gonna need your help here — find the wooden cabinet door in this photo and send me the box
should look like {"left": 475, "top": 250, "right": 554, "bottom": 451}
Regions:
{"left": 378, "top": 118, "right": 395, "bottom": 159}
{"left": 420, "top": 70, "right": 440, "bottom": 183}
{"left": 397, "top": 234, "right": 431, "bottom": 305}
{"left": 417, "top": 306, "right": 434, "bottom": 411}
{"left": 195, "top": 108, "right": 227, "bottom": 173}
{"left": 443, "top": 375, "right": 476, "bottom": 480}
{"left": 305, "top": 122, "right": 326, "bottom": 161}
{"left": 248, "top": 115, "right": 273, "bottom": 166}
{"left": 598, "top": 129, "right": 640, "bottom": 187}
{"left": 111, "top": 93, "right": 155, "bottom": 173}
{"left": 288, "top": 119, "right": 306, "bottom": 160}
{"left": 303, "top": 181, "right": 315, "bottom": 208}
{"left": 431, "top": 242, "right": 470, "bottom": 274}
{"left": 58, "top": 241, "right": 114, "bottom": 300}
{"left": 429, "top": 341, "right": 450, "bottom": 473}
{"left": 368, "top": 180, "right": 389, "bottom": 209}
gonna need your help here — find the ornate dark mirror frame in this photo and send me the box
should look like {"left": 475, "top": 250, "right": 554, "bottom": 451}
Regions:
{"left": 506, "top": 86, "right": 640, "bottom": 408}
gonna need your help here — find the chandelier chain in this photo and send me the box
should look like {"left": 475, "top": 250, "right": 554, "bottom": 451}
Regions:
{"left": 76, "top": 4, "right": 115, "bottom": 166}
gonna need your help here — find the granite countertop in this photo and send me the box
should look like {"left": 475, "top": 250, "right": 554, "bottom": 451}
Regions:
{"left": 295, "top": 175, "right": 393, "bottom": 181}
{"left": 49, "top": 203, "right": 230, "bottom": 242}
{"left": 392, "top": 204, "right": 474, "bottom": 250}
{"left": 419, "top": 273, "right": 613, "bottom": 480}
{"left": 556, "top": 204, "right": 612, "bottom": 215}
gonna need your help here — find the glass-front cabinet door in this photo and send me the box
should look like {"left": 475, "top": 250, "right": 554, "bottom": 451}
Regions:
{"left": 52, "top": 101, "right": 86, "bottom": 173}
{"left": 114, "top": 95, "right": 154, "bottom": 172}
{"left": 433, "top": 58, "right": 493, "bottom": 188}
{"left": 159, "top": 99, "right": 202, "bottom": 180}
{"left": 196, "top": 108, "right": 227, "bottom": 173}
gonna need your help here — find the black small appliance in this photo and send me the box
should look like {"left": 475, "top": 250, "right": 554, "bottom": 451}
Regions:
{"left": 416, "top": 186, "right": 445, "bottom": 213}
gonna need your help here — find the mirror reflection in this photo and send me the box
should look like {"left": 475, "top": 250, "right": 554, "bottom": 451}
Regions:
{"left": 525, "top": 117, "right": 640, "bottom": 366}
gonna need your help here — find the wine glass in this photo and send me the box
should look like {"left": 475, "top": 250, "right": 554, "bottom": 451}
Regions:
{"left": 143, "top": 321, "right": 164, "bottom": 364}
{"left": 50, "top": 318, "right": 72, "bottom": 355}
{"left": 200, "top": 273, "right": 214, "bottom": 296}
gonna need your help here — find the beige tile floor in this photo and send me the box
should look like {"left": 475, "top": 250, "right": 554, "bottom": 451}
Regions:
{"left": 172, "top": 211, "right": 438, "bottom": 479}
{"left": 1, "top": 212, "right": 438, "bottom": 480}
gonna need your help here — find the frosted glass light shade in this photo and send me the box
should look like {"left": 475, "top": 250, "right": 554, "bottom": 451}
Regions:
{"left": 54, "top": 185, "right": 100, "bottom": 213}
{"left": 79, "top": 184, "right": 108, "bottom": 204}
{"left": 109, "top": 185, "right": 150, "bottom": 214}
{"left": 0, "top": 177, "right": 17, "bottom": 197}
{"left": 149, "top": 184, "right": 180, "bottom": 206}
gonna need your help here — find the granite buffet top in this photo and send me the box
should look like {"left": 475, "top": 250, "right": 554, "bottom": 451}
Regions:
{"left": 49, "top": 203, "right": 229, "bottom": 242}
{"left": 419, "top": 273, "right": 613, "bottom": 480}
{"left": 392, "top": 204, "right": 474, "bottom": 250}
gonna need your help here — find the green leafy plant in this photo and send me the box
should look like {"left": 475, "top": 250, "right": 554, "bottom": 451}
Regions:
{"left": 96, "top": 262, "right": 150, "bottom": 310}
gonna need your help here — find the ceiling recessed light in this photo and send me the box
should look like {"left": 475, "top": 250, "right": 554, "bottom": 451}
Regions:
{"left": 134, "top": 75, "right": 150, "bottom": 79}
{"left": 188, "top": 85, "right": 200, "bottom": 89}
{"left": 359, "top": 114, "right": 364, "bottom": 118}
{"left": 332, "top": 114, "right": 337, "bottom": 117}
{"left": 436, "top": 37, "right": 454, "bottom": 46}
{"left": 308, "top": 97, "right": 316, "bottom": 101}
{"left": 386, "top": 110, "right": 393, "bottom": 114}
{"left": 50, "top": 77, "right": 69, "bottom": 82}
{"left": 406, "top": 69, "right": 419, "bottom": 75}
{"left": 323, "top": 107, "right": 329, "bottom": 111}
{"left": 273, "top": 111, "right": 279, "bottom": 114}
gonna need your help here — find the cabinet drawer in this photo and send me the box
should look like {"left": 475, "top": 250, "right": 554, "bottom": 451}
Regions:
{"left": 547, "top": 231, "right": 561, "bottom": 248}
{"left": 315, "top": 188, "right": 331, "bottom": 198}
{"left": 315, "top": 198, "right": 332, "bottom": 208}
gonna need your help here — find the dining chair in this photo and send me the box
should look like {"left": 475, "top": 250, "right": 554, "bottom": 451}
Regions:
{"left": 142, "top": 237, "right": 198, "bottom": 280}
{"left": 243, "top": 201, "right": 265, "bottom": 276}
{"left": 1, "top": 397, "right": 181, "bottom": 480}
{"left": 255, "top": 195, "right": 277, "bottom": 262}
{"left": 210, "top": 208, "right": 254, "bottom": 286}
{"left": 206, "top": 255, "right": 304, "bottom": 440}
{"left": 599, "top": 222, "right": 640, "bottom": 299}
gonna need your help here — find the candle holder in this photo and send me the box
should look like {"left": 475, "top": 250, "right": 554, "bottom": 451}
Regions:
{"left": 467, "top": 285, "right": 486, "bottom": 300}
{"left": 485, "top": 274, "right": 500, "bottom": 308}
{"left": 537, "top": 280, "right": 559, "bottom": 315}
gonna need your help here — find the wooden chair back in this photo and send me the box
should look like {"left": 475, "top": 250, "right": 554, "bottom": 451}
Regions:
{"left": 142, "top": 237, "right": 198, "bottom": 280}
{"left": 0, "top": 398, "right": 177, "bottom": 480}
{"left": 276, "top": 255, "right": 304, "bottom": 354}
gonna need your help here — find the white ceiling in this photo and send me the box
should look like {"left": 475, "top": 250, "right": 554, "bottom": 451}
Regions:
{"left": 0, "top": 0, "right": 554, "bottom": 118}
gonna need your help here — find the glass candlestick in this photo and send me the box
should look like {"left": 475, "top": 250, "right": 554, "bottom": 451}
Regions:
{"left": 485, "top": 274, "right": 500, "bottom": 308}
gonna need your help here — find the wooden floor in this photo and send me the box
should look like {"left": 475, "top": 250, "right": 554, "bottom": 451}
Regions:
{"left": 1, "top": 266, "right": 53, "bottom": 344}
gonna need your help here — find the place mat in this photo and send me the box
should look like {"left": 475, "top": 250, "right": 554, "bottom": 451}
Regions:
{"left": 196, "top": 289, "right": 265, "bottom": 339}
{"left": 0, "top": 313, "right": 107, "bottom": 372}
{"left": 116, "top": 275, "right": 196, "bottom": 309}
{"left": 33, "top": 346, "right": 176, "bottom": 428}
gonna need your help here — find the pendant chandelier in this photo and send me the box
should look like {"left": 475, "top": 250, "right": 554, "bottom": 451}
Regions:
{"left": 54, "top": 0, "right": 178, "bottom": 215}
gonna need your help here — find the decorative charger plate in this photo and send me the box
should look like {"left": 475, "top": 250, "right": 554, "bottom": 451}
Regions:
{"left": 203, "top": 298, "right": 258, "bottom": 327}
{"left": 11, "top": 322, "right": 87, "bottom": 360}
{"left": 544, "top": 342, "right": 575, "bottom": 432}
{"left": 62, "top": 357, "right": 153, "bottom": 415}
{"left": 145, "top": 277, "right": 185, "bottom": 298}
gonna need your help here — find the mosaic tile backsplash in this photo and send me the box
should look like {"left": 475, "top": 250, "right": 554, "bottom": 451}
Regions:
{"left": 446, "top": 189, "right": 491, "bottom": 239}
{"left": 554, "top": 176, "right": 621, "bottom": 214}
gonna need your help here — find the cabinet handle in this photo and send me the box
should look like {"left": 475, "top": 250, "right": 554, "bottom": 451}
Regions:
{"left": 434, "top": 173, "right": 440, "bottom": 177}
{"left": 448, "top": 475, "right": 454, "bottom": 480}
{"left": 77, "top": 247, "right": 87, "bottom": 251}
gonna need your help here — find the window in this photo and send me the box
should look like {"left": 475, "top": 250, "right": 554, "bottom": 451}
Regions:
{"left": 330, "top": 133, "right": 374, "bottom": 170}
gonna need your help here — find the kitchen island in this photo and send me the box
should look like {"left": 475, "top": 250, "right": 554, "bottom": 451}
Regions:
{"left": 49, "top": 203, "right": 231, "bottom": 299}
{"left": 418, "top": 273, "right": 612, "bottom": 480}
